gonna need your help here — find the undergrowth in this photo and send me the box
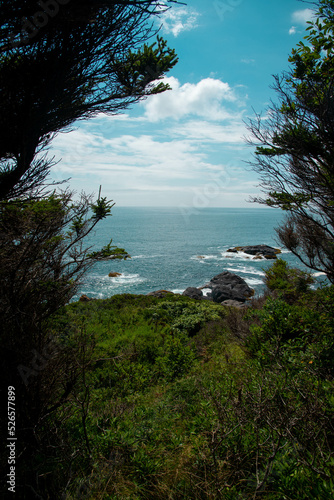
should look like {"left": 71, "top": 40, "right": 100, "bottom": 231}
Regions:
{"left": 20, "top": 270, "right": 334, "bottom": 499}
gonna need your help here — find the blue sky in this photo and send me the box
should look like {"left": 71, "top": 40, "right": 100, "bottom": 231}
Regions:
{"left": 50, "top": 0, "right": 315, "bottom": 208}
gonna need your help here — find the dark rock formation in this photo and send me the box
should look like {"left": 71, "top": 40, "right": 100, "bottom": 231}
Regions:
{"left": 182, "top": 287, "right": 203, "bottom": 300}
{"left": 108, "top": 272, "right": 122, "bottom": 277}
{"left": 203, "top": 271, "right": 254, "bottom": 304}
{"left": 227, "top": 245, "right": 281, "bottom": 259}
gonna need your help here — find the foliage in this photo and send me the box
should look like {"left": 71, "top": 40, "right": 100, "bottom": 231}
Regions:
{"left": 247, "top": 0, "right": 334, "bottom": 282}
{"left": 10, "top": 288, "right": 334, "bottom": 499}
{"left": 264, "top": 258, "right": 315, "bottom": 302}
{"left": 0, "top": 2, "right": 179, "bottom": 199}
{"left": 145, "top": 299, "right": 225, "bottom": 335}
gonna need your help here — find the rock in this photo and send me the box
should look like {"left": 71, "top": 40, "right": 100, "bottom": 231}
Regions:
{"left": 212, "top": 285, "right": 247, "bottom": 303}
{"left": 182, "top": 287, "right": 203, "bottom": 300}
{"left": 221, "top": 299, "right": 248, "bottom": 308}
{"left": 108, "top": 272, "right": 122, "bottom": 277}
{"left": 227, "top": 245, "right": 281, "bottom": 260}
{"left": 204, "top": 271, "right": 254, "bottom": 303}
{"left": 226, "top": 248, "right": 238, "bottom": 253}
{"left": 253, "top": 254, "right": 264, "bottom": 260}
{"left": 147, "top": 290, "right": 174, "bottom": 298}
{"left": 79, "top": 294, "right": 91, "bottom": 302}
{"left": 197, "top": 255, "right": 205, "bottom": 259}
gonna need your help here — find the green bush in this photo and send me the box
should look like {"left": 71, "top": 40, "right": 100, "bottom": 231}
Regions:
{"left": 264, "top": 258, "right": 314, "bottom": 302}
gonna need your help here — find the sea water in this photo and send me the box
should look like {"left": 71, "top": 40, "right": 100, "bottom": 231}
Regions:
{"left": 72, "top": 207, "right": 325, "bottom": 301}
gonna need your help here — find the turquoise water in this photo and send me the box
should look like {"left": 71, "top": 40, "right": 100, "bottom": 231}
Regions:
{"left": 73, "top": 207, "right": 322, "bottom": 300}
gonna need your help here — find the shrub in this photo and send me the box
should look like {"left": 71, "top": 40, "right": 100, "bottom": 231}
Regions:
{"left": 264, "top": 258, "right": 314, "bottom": 302}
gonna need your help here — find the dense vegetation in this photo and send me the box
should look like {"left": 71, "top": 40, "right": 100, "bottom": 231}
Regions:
{"left": 15, "top": 260, "right": 333, "bottom": 499}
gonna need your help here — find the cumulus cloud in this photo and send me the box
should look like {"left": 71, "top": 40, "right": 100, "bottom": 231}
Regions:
{"left": 289, "top": 26, "right": 297, "bottom": 35}
{"left": 142, "top": 77, "right": 242, "bottom": 122}
{"left": 292, "top": 8, "right": 315, "bottom": 25}
{"left": 160, "top": 7, "right": 199, "bottom": 37}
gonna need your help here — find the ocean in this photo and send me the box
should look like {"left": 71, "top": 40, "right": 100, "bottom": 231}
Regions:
{"left": 73, "top": 207, "right": 324, "bottom": 301}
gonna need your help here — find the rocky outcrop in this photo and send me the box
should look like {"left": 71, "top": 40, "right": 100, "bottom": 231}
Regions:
{"left": 108, "top": 272, "right": 122, "bottom": 277}
{"left": 227, "top": 245, "right": 281, "bottom": 260}
{"left": 182, "top": 287, "right": 203, "bottom": 300}
{"left": 202, "top": 271, "right": 254, "bottom": 304}
{"left": 79, "top": 294, "right": 92, "bottom": 302}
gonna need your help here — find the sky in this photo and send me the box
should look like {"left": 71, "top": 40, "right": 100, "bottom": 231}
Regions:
{"left": 50, "top": 0, "right": 316, "bottom": 209}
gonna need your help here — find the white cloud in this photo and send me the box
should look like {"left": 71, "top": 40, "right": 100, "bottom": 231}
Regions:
{"left": 289, "top": 8, "right": 315, "bottom": 35}
{"left": 172, "top": 120, "right": 247, "bottom": 144}
{"left": 142, "top": 77, "right": 242, "bottom": 122}
{"left": 51, "top": 130, "right": 208, "bottom": 181}
{"left": 160, "top": 7, "right": 200, "bottom": 37}
{"left": 49, "top": 78, "right": 250, "bottom": 206}
{"left": 292, "top": 8, "right": 314, "bottom": 25}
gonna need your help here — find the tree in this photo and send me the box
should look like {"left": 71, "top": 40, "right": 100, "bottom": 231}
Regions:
{"left": 0, "top": 0, "right": 179, "bottom": 199}
{"left": 247, "top": 0, "right": 334, "bottom": 283}
{"left": 0, "top": 190, "right": 131, "bottom": 494}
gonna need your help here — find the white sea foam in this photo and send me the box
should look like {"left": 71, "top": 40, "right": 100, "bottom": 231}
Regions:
{"left": 225, "top": 266, "right": 265, "bottom": 276}
{"left": 190, "top": 254, "right": 218, "bottom": 261}
{"left": 245, "top": 277, "right": 265, "bottom": 286}
{"left": 88, "top": 272, "right": 146, "bottom": 287}
{"left": 111, "top": 273, "right": 145, "bottom": 284}
{"left": 220, "top": 250, "right": 254, "bottom": 260}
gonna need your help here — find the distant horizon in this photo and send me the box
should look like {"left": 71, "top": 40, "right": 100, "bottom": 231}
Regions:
{"left": 110, "top": 205, "right": 274, "bottom": 209}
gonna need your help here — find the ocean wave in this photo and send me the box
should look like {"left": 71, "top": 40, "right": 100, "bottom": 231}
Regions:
{"left": 109, "top": 273, "right": 146, "bottom": 285}
{"left": 220, "top": 250, "right": 262, "bottom": 261}
{"left": 86, "top": 272, "right": 146, "bottom": 287}
{"left": 190, "top": 254, "right": 219, "bottom": 261}
{"left": 245, "top": 277, "right": 265, "bottom": 286}
{"left": 225, "top": 266, "right": 266, "bottom": 276}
